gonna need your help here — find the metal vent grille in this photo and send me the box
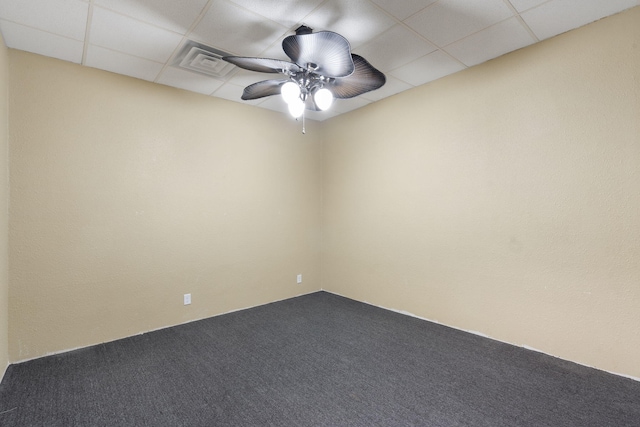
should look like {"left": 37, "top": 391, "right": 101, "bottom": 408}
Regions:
{"left": 173, "top": 40, "right": 235, "bottom": 78}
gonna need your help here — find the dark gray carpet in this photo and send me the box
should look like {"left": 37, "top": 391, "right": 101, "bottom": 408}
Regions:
{"left": 1, "top": 291, "right": 639, "bottom": 426}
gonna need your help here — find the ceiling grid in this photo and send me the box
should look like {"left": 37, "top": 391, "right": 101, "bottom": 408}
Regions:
{"left": 0, "top": 0, "right": 637, "bottom": 120}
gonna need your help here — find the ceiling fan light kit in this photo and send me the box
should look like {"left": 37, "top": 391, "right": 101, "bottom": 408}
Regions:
{"left": 223, "top": 25, "right": 386, "bottom": 133}
{"left": 314, "top": 88, "right": 334, "bottom": 111}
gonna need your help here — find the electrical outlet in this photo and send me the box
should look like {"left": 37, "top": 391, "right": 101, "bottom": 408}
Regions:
{"left": 184, "top": 293, "right": 191, "bottom": 305}
{"left": 297, "top": 274, "right": 302, "bottom": 284}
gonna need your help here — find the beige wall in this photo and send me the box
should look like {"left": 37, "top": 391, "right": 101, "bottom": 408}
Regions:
{"left": 0, "top": 34, "right": 9, "bottom": 378}
{"left": 8, "top": 51, "right": 322, "bottom": 361}
{"left": 4, "top": 6, "right": 640, "bottom": 380}
{"left": 322, "top": 7, "right": 640, "bottom": 378}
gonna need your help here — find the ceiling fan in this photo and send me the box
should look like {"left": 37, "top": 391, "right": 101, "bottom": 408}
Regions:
{"left": 223, "top": 25, "right": 386, "bottom": 133}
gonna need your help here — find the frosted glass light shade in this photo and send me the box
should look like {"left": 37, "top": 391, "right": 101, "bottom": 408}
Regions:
{"left": 314, "top": 88, "right": 333, "bottom": 111}
{"left": 281, "top": 82, "right": 301, "bottom": 104}
{"left": 288, "top": 97, "right": 305, "bottom": 118}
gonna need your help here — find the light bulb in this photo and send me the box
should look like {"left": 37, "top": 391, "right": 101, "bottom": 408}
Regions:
{"left": 314, "top": 88, "right": 333, "bottom": 111}
{"left": 288, "top": 97, "right": 305, "bottom": 118}
{"left": 281, "top": 81, "right": 301, "bottom": 104}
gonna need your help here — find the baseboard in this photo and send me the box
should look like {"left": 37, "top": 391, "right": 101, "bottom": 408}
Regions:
{"left": 10, "top": 290, "right": 323, "bottom": 366}
{"left": 0, "top": 361, "right": 7, "bottom": 385}
{"left": 322, "top": 289, "right": 640, "bottom": 383}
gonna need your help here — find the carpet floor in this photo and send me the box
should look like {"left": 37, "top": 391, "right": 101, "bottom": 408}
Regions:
{"left": 1, "top": 291, "right": 639, "bottom": 426}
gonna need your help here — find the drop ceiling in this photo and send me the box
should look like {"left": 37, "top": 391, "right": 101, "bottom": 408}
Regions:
{"left": 0, "top": 0, "right": 637, "bottom": 121}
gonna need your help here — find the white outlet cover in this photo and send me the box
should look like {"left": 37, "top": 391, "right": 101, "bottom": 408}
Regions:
{"left": 184, "top": 293, "right": 191, "bottom": 305}
{"left": 297, "top": 274, "right": 302, "bottom": 284}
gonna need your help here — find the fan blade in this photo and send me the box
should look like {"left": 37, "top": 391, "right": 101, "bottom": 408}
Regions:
{"left": 327, "top": 54, "right": 386, "bottom": 99}
{"left": 242, "top": 79, "right": 288, "bottom": 100}
{"left": 282, "top": 31, "right": 355, "bottom": 78}
{"left": 223, "top": 56, "right": 301, "bottom": 74}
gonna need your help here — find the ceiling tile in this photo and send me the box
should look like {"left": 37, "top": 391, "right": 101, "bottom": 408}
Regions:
{"left": 2, "top": 0, "right": 635, "bottom": 120}
{"left": 302, "top": 0, "right": 397, "bottom": 49}
{"left": 85, "top": 45, "right": 163, "bottom": 82}
{"left": 405, "top": 0, "right": 513, "bottom": 47}
{"left": 304, "top": 109, "right": 336, "bottom": 121}
{"left": 259, "top": 38, "right": 291, "bottom": 60}
{"left": 0, "top": 20, "right": 84, "bottom": 63}
{"left": 390, "top": 50, "right": 465, "bottom": 87}
{"left": 304, "top": 110, "right": 338, "bottom": 122}
{"left": 212, "top": 82, "right": 264, "bottom": 105}
{"left": 90, "top": 7, "right": 183, "bottom": 63}
{"left": 360, "top": 75, "right": 414, "bottom": 102}
{"left": 507, "top": 0, "right": 549, "bottom": 13}
{"left": 370, "top": 0, "right": 437, "bottom": 20}
{"left": 190, "top": 0, "right": 287, "bottom": 57}
{"left": 257, "top": 96, "right": 289, "bottom": 114}
{"left": 445, "top": 17, "right": 535, "bottom": 67}
{"left": 353, "top": 24, "right": 437, "bottom": 73}
{"left": 0, "top": 0, "right": 88, "bottom": 41}
{"left": 226, "top": 0, "right": 326, "bottom": 29}
{"left": 332, "top": 96, "right": 372, "bottom": 114}
{"left": 521, "top": 0, "right": 639, "bottom": 40}
{"left": 94, "top": 0, "right": 209, "bottom": 34}
{"left": 157, "top": 66, "right": 225, "bottom": 95}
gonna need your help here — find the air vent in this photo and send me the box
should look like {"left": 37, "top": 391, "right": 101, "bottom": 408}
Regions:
{"left": 173, "top": 40, "right": 235, "bottom": 78}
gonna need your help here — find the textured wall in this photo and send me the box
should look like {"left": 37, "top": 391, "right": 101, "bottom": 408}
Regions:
{"left": 9, "top": 51, "right": 322, "bottom": 361}
{"left": 0, "top": 34, "right": 9, "bottom": 378}
{"left": 322, "top": 7, "right": 640, "bottom": 378}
